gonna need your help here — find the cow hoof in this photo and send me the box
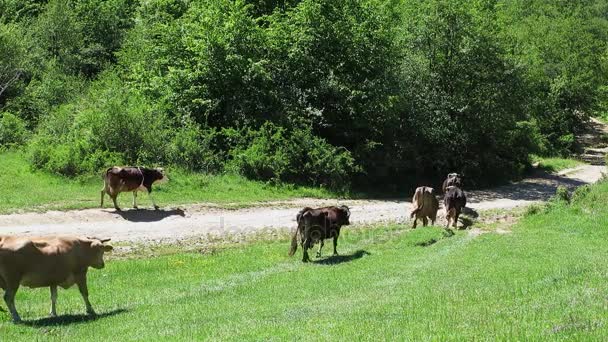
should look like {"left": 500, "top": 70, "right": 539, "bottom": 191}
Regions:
{"left": 87, "top": 310, "right": 97, "bottom": 317}
{"left": 133, "top": 206, "right": 138, "bottom": 210}
{"left": 154, "top": 206, "right": 160, "bottom": 210}
{"left": 333, "top": 252, "right": 338, "bottom": 256}
{"left": 115, "top": 208, "right": 122, "bottom": 212}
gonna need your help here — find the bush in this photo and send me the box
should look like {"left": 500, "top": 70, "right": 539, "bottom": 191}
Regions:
{"left": 166, "top": 120, "right": 223, "bottom": 173}
{"left": 229, "top": 122, "right": 358, "bottom": 189}
{"left": 0, "top": 112, "right": 28, "bottom": 148}
{"left": 28, "top": 72, "right": 170, "bottom": 176}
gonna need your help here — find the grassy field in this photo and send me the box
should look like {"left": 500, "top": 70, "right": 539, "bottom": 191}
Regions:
{"left": 530, "top": 155, "right": 585, "bottom": 173}
{"left": 1, "top": 182, "right": 607, "bottom": 340}
{"left": 0, "top": 151, "right": 338, "bottom": 214}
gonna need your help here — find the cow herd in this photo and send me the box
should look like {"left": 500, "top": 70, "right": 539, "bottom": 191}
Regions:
{"left": 0, "top": 169, "right": 465, "bottom": 322}
{"left": 287, "top": 172, "right": 467, "bottom": 262}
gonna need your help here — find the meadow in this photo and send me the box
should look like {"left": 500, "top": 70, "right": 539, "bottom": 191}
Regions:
{"left": 1, "top": 181, "right": 606, "bottom": 340}
{"left": 0, "top": 151, "right": 338, "bottom": 214}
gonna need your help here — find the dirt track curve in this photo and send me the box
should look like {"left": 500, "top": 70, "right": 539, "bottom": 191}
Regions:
{"left": 0, "top": 164, "right": 604, "bottom": 244}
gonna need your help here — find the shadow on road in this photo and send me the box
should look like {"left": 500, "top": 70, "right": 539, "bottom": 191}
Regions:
{"left": 313, "top": 250, "right": 371, "bottom": 265}
{"left": 467, "top": 171, "right": 588, "bottom": 204}
{"left": 114, "top": 208, "right": 186, "bottom": 222}
{"left": 21, "top": 308, "right": 127, "bottom": 327}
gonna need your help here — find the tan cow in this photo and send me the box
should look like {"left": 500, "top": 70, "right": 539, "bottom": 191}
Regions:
{"left": 410, "top": 186, "right": 439, "bottom": 228}
{"left": 0, "top": 236, "right": 113, "bottom": 322}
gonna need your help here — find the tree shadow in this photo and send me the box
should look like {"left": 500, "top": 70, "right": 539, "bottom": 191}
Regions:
{"left": 114, "top": 208, "right": 186, "bottom": 222}
{"left": 313, "top": 250, "right": 371, "bottom": 265}
{"left": 467, "top": 172, "right": 588, "bottom": 204}
{"left": 21, "top": 308, "right": 127, "bottom": 327}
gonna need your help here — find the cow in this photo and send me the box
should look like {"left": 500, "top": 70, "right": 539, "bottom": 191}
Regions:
{"left": 444, "top": 185, "right": 467, "bottom": 229}
{"left": 288, "top": 206, "right": 351, "bottom": 262}
{"left": 101, "top": 166, "right": 168, "bottom": 211}
{"left": 442, "top": 173, "right": 463, "bottom": 193}
{"left": 410, "top": 186, "right": 439, "bottom": 228}
{"left": 0, "top": 236, "right": 113, "bottom": 323}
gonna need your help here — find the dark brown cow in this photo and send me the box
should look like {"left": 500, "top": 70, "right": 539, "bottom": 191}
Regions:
{"left": 288, "top": 206, "right": 351, "bottom": 262}
{"left": 410, "top": 186, "right": 439, "bottom": 228}
{"left": 442, "top": 173, "right": 463, "bottom": 193}
{"left": 101, "top": 166, "right": 168, "bottom": 210}
{"left": 0, "top": 236, "right": 113, "bottom": 322}
{"left": 444, "top": 186, "right": 467, "bottom": 229}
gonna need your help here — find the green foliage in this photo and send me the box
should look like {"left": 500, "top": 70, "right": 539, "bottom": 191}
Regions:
{"left": 1, "top": 0, "right": 608, "bottom": 189}
{"left": 0, "top": 112, "right": 28, "bottom": 148}
{"left": 229, "top": 122, "right": 357, "bottom": 188}
{"left": 29, "top": 72, "right": 169, "bottom": 176}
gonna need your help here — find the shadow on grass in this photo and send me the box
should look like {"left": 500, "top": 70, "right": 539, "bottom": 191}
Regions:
{"left": 21, "top": 308, "right": 127, "bottom": 327}
{"left": 415, "top": 229, "right": 455, "bottom": 247}
{"left": 313, "top": 250, "right": 371, "bottom": 265}
{"left": 114, "top": 208, "right": 186, "bottom": 222}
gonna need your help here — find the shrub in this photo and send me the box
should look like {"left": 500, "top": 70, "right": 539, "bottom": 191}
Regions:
{"left": 28, "top": 72, "right": 170, "bottom": 176}
{"left": 166, "top": 120, "right": 223, "bottom": 173}
{"left": 229, "top": 122, "right": 357, "bottom": 189}
{"left": 0, "top": 112, "right": 28, "bottom": 148}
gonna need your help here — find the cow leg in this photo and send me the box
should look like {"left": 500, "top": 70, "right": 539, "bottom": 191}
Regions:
{"left": 332, "top": 236, "right": 339, "bottom": 256}
{"left": 412, "top": 216, "right": 417, "bottom": 229}
{"left": 3, "top": 284, "right": 20, "bottom": 323}
{"left": 111, "top": 194, "right": 120, "bottom": 211}
{"left": 49, "top": 285, "right": 58, "bottom": 317}
{"left": 316, "top": 240, "right": 324, "bottom": 258}
{"left": 147, "top": 190, "right": 159, "bottom": 210}
{"left": 100, "top": 189, "right": 105, "bottom": 208}
{"left": 453, "top": 212, "right": 460, "bottom": 229}
{"left": 132, "top": 191, "right": 138, "bottom": 209}
{"left": 422, "top": 217, "right": 428, "bottom": 227}
{"left": 76, "top": 274, "right": 96, "bottom": 316}
{"left": 302, "top": 237, "right": 311, "bottom": 262}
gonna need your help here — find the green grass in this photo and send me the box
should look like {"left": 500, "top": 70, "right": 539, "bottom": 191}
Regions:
{"left": 0, "top": 150, "right": 338, "bottom": 214}
{"left": 2, "top": 182, "right": 608, "bottom": 340}
{"left": 531, "top": 155, "right": 584, "bottom": 173}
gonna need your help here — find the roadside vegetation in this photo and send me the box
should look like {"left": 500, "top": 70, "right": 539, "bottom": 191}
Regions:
{"left": 0, "top": 151, "right": 337, "bottom": 214}
{"left": 1, "top": 0, "right": 608, "bottom": 192}
{"left": 530, "top": 155, "right": 585, "bottom": 173}
{"left": 1, "top": 180, "right": 607, "bottom": 339}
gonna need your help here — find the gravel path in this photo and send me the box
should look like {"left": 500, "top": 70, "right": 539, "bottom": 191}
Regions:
{"left": 0, "top": 164, "right": 604, "bottom": 244}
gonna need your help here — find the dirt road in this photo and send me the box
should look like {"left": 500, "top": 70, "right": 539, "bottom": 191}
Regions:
{"left": 0, "top": 164, "right": 603, "bottom": 244}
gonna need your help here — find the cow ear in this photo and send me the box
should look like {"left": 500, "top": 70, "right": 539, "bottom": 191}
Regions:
{"left": 103, "top": 245, "right": 113, "bottom": 252}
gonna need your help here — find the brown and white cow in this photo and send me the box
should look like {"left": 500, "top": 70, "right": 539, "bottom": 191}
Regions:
{"left": 0, "top": 236, "right": 113, "bottom": 322}
{"left": 410, "top": 186, "right": 439, "bottom": 228}
{"left": 288, "top": 206, "right": 351, "bottom": 262}
{"left": 101, "top": 166, "right": 168, "bottom": 210}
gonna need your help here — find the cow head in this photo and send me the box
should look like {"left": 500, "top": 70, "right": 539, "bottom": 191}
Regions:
{"left": 152, "top": 168, "right": 169, "bottom": 184}
{"left": 338, "top": 205, "right": 351, "bottom": 226}
{"left": 86, "top": 238, "right": 113, "bottom": 269}
{"left": 445, "top": 173, "right": 463, "bottom": 188}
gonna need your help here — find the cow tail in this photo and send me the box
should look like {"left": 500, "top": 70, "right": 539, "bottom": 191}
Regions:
{"left": 410, "top": 207, "right": 419, "bottom": 218}
{"left": 410, "top": 189, "right": 423, "bottom": 218}
{"left": 288, "top": 229, "right": 298, "bottom": 256}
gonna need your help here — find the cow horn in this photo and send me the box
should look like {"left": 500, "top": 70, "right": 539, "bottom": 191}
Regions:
{"left": 342, "top": 205, "right": 350, "bottom": 218}
{"left": 100, "top": 238, "right": 111, "bottom": 243}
